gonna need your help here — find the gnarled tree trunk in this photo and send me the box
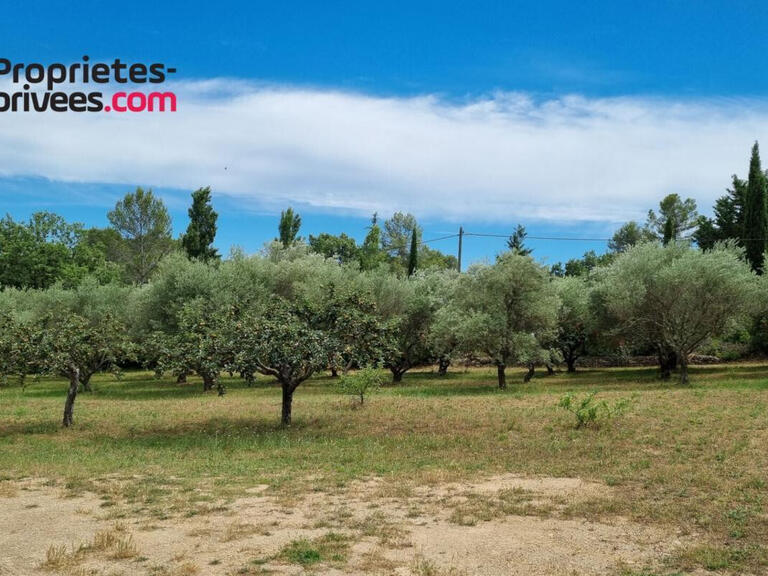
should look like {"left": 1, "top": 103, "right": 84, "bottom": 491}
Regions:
{"left": 658, "top": 348, "right": 677, "bottom": 380}
{"left": 202, "top": 372, "right": 224, "bottom": 395}
{"left": 80, "top": 371, "right": 93, "bottom": 392}
{"left": 437, "top": 357, "right": 450, "bottom": 376}
{"left": 497, "top": 363, "right": 506, "bottom": 389}
{"left": 523, "top": 364, "right": 535, "bottom": 383}
{"left": 390, "top": 366, "right": 406, "bottom": 383}
{"left": 63, "top": 367, "right": 80, "bottom": 428}
{"left": 176, "top": 372, "right": 188, "bottom": 384}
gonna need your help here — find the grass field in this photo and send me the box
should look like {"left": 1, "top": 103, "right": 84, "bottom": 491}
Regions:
{"left": 1, "top": 365, "right": 768, "bottom": 575}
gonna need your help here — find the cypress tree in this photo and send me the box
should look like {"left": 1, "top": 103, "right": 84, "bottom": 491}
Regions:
{"left": 742, "top": 142, "right": 767, "bottom": 273}
{"left": 181, "top": 187, "right": 219, "bottom": 262}
{"left": 407, "top": 228, "right": 418, "bottom": 276}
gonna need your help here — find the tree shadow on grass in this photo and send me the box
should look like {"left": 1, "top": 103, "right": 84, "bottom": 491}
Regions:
{"left": 17, "top": 376, "right": 278, "bottom": 401}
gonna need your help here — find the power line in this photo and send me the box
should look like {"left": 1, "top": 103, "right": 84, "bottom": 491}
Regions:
{"left": 463, "top": 232, "right": 612, "bottom": 242}
{"left": 418, "top": 233, "right": 460, "bottom": 245}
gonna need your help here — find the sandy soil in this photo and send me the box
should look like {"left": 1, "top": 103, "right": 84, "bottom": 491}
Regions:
{"left": 0, "top": 474, "right": 690, "bottom": 576}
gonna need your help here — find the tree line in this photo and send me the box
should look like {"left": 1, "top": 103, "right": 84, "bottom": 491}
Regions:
{"left": 0, "top": 188, "right": 456, "bottom": 290}
{"left": 2, "top": 143, "right": 768, "bottom": 428}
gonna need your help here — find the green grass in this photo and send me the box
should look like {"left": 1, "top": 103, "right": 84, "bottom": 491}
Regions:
{"left": 2, "top": 364, "right": 768, "bottom": 573}
{"left": 277, "top": 532, "right": 349, "bottom": 566}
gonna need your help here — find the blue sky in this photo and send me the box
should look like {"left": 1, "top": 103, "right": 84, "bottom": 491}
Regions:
{"left": 2, "top": 1, "right": 768, "bottom": 265}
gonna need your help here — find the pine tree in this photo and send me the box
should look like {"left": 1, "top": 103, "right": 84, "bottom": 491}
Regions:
{"left": 181, "top": 187, "right": 219, "bottom": 262}
{"left": 742, "top": 142, "right": 767, "bottom": 273}
{"left": 507, "top": 224, "right": 532, "bottom": 256}
{"left": 407, "top": 228, "right": 418, "bottom": 276}
{"left": 646, "top": 193, "right": 698, "bottom": 242}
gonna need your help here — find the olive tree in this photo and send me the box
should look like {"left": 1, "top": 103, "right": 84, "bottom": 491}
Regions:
{"left": 226, "top": 298, "right": 330, "bottom": 425}
{"left": 452, "top": 252, "right": 559, "bottom": 389}
{"left": 0, "top": 312, "right": 37, "bottom": 386}
{"left": 153, "top": 298, "right": 230, "bottom": 395}
{"left": 313, "top": 287, "right": 389, "bottom": 376}
{"left": 424, "top": 270, "right": 461, "bottom": 375}
{"left": 595, "top": 242, "right": 760, "bottom": 384}
{"left": 137, "top": 254, "right": 218, "bottom": 380}
{"left": 368, "top": 271, "right": 434, "bottom": 382}
{"left": 554, "top": 276, "right": 594, "bottom": 372}
{"left": 19, "top": 281, "right": 135, "bottom": 426}
{"left": 220, "top": 251, "right": 360, "bottom": 424}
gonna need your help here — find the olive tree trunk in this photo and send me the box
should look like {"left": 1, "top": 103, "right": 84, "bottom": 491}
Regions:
{"left": 80, "top": 371, "right": 93, "bottom": 392}
{"left": 202, "top": 372, "right": 225, "bottom": 396}
{"left": 63, "top": 367, "right": 80, "bottom": 428}
{"left": 390, "top": 367, "right": 406, "bottom": 383}
{"left": 658, "top": 349, "right": 677, "bottom": 380}
{"left": 281, "top": 383, "right": 294, "bottom": 425}
{"left": 523, "top": 364, "right": 535, "bottom": 383}
{"left": 679, "top": 354, "right": 689, "bottom": 385}
{"left": 437, "top": 357, "right": 450, "bottom": 376}
{"left": 496, "top": 363, "right": 506, "bottom": 389}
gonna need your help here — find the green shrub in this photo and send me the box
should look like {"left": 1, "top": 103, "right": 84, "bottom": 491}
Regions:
{"left": 338, "top": 365, "right": 384, "bottom": 405}
{"left": 557, "top": 392, "right": 630, "bottom": 429}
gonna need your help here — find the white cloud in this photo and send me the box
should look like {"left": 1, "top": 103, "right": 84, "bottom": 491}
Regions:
{"left": 0, "top": 79, "right": 765, "bottom": 223}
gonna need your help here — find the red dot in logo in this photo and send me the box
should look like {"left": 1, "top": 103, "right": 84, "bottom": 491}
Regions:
{"left": 105, "top": 106, "right": 111, "bottom": 112}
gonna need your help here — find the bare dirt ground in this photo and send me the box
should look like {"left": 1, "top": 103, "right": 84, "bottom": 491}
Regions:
{"left": 0, "top": 474, "right": 691, "bottom": 576}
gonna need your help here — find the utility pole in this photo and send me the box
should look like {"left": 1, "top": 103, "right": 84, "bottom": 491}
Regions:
{"left": 457, "top": 226, "right": 464, "bottom": 273}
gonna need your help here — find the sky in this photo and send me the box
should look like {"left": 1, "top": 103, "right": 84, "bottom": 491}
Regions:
{"left": 2, "top": 0, "right": 768, "bottom": 265}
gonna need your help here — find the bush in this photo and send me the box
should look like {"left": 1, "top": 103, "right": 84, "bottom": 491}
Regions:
{"left": 338, "top": 366, "right": 384, "bottom": 405}
{"left": 557, "top": 392, "right": 630, "bottom": 429}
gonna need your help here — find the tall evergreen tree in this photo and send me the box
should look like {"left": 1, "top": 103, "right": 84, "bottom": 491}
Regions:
{"left": 407, "top": 228, "right": 418, "bottom": 276}
{"left": 507, "top": 224, "right": 532, "bottom": 256}
{"left": 278, "top": 207, "right": 302, "bottom": 248}
{"left": 742, "top": 142, "right": 767, "bottom": 273}
{"left": 181, "top": 187, "right": 219, "bottom": 262}
{"left": 694, "top": 175, "right": 747, "bottom": 250}
{"left": 359, "top": 213, "right": 384, "bottom": 270}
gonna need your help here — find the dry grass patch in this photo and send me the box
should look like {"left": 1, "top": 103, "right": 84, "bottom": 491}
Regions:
{"left": 447, "top": 487, "right": 557, "bottom": 526}
{"left": 0, "top": 481, "right": 18, "bottom": 498}
{"left": 357, "top": 549, "right": 401, "bottom": 574}
{"left": 351, "top": 511, "right": 410, "bottom": 546}
{"left": 42, "top": 543, "right": 87, "bottom": 571}
{"left": 221, "top": 521, "right": 271, "bottom": 541}
{"left": 411, "top": 554, "right": 467, "bottom": 576}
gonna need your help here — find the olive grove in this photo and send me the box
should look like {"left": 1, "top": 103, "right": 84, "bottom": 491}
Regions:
{"left": 0, "top": 238, "right": 765, "bottom": 427}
